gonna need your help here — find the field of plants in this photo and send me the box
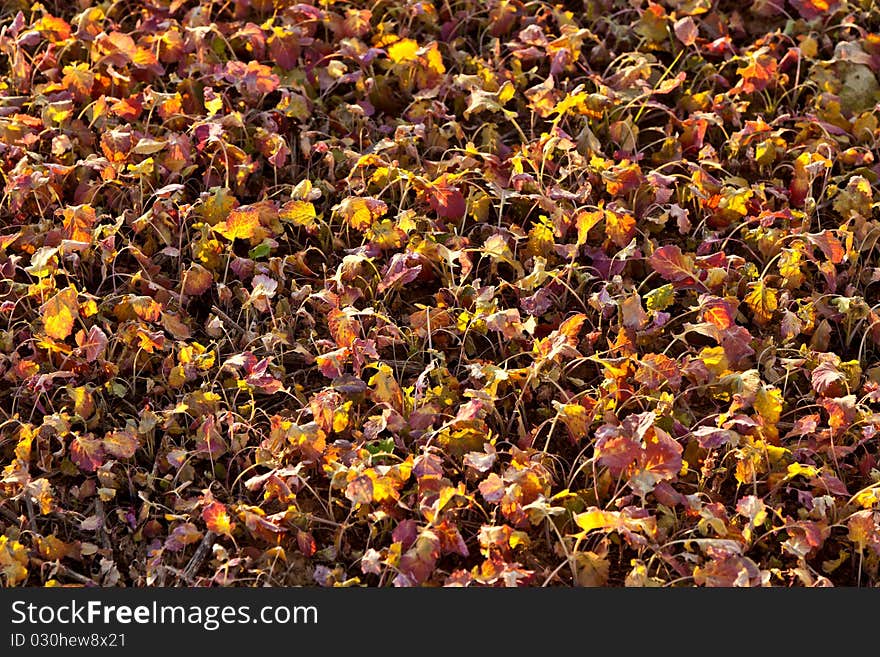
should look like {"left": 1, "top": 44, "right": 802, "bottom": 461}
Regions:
{"left": 1, "top": 0, "right": 879, "bottom": 587}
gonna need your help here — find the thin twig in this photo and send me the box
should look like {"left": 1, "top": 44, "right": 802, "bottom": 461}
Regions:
{"left": 24, "top": 497, "right": 37, "bottom": 529}
{"left": 94, "top": 498, "right": 112, "bottom": 551}
{"left": 183, "top": 530, "right": 216, "bottom": 582}
{"left": 52, "top": 562, "right": 99, "bottom": 587}
{"left": 0, "top": 504, "right": 21, "bottom": 526}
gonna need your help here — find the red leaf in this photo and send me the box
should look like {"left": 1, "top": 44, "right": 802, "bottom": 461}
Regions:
{"left": 427, "top": 177, "right": 466, "bottom": 220}
{"left": 70, "top": 434, "right": 104, "bottom": 472}
{"left": 789, "top": 0, "right": 839, "bottom": 20}
{"left": 76, "top": 326, "right": 108, "bottom": 362}
{"left": 297, "top": 530, "right": 317, "bottom": 557}
{"left": 692, "top": 426, "right": 739, "bottom": 450}
{"left": 395, "top": 528, "right": 441, "bottom": 586}
{"left": 195, "top": 415, "right": 228, "bottom": 458}
{"left": 649, "top": 245, "right": 698, "bottom": 285}
{"left": 700, "top": 295, "right": 736, "bottom": 330}
{"left": 811, "top": 361, "right": 845, "bottom": 397}
{"left": 377, "top": 253, "right": 422, "bottom": 294}
{"left": 807, "top": 230, "right": 845, "bottom": 264}
{"left": 643, "top": 426, "right": 683, "bottom": 479}
{"left": 595, "top": 426, "right": 642, "bottom": 476}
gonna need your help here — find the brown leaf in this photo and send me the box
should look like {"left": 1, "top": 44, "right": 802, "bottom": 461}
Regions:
{"left": 673, "top": 17, "right": 698, "bottom": 46}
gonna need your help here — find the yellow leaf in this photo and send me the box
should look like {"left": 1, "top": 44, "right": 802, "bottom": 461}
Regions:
{"left": 368, "top": 473, "right": 398, "bottom": 503}
{"left": 745, "top": 280, "right": 777, "bottom": 324}
{"left": 68, "top": 385, "right": 95, "bottom": 419}
{"left": 575, "top": 209, "right": 603, "bottom": 245}
{"left": 853, "top": 488, "right": 879, "bottom": 509}
{"left": 388, "top": 38, "right": 419, "bottom": 63}
{"left": 498, "top": 81, "right": 516, "bottom": 104}
{"left": 42, "top": 286, "right": 79, "bottom": 340}
{"left": 332, "top": 401, "right": 352, "bottom": 433}
{"left": 787, "top": 463, "right": 818, "bottom": 479}
{"left": 0, "top": 535, "right": 29, "bottom": 586}
{"left": 575, "top": 509, "right": 617, "bottom": 534}
{"left": 213, "top": 207, "right": 263, "bottom": 241}
{"left": 334, "top": 197, "right": 387, "bottom": 231}
{"left": 368, "top": 363, "right": 404, "bottom": 411}
{"left": 778, "top": 245, "right": 805, "bottom": 289}
{"left": 755, "top": 385, "right": 782, "bottom": 430}
{"left": 719, "top": 188, "right": 752, "bottom": 216}
{"left": 367, "top": 219, "right": 405, "bottom": 249}
{"left": 699, "top": 346, "right": 729, "bottom": 377}
{"left": 205, "top": 95, "right": 223, "bottom": 115}
{"left": 80, "top": 299, "right": 98, "bottom": 317}
{"left": 280, "top": 200, "right": 317, "bottom": 228}
{"left": 424, "top": 42, "right": 446, "bottom": 75}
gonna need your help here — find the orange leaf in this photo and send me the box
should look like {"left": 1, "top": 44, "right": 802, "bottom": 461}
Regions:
{"left": 42, "top": 287, "right": 79, "bottom": 340}
{"left": 790, "top": 0, "right": 839, "bottom": 19}
{"left": 328, "top": 308, "right": 361, "bottom": 348}
{"left": 213, "top": 207, "right": 263, "bottom": 241}
{"left": 605, "top": 208, "right": 636, "bottom": 247}
{"left": 700, "top": 295, "right": 736, "bottom": 330}
{"left": 202, "top": 502, "right": 235, "bottom": 536}
{"left": 34, "top": 15, "right": 72, "bottom": 43}
{"left": 61, "top": 204, "right": 97, "bottom": 243}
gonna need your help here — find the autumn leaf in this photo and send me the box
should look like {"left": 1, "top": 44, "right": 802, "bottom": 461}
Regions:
{"left": 0, "top": 535, "right": 29, "bottom": 586}
{"left": 605, "top": 207, "right": 636, "bottom": 247}
{"left": 790, "top": 0, "right": 840, "bottom": 20}
{"left": 280, "top": 200, "right": 317, "bottom": 229}
{"left": 807, "top": 230, "right": 845, "bottom": 265}
{"left": 182, "top": 263, "right": 213, "bottom": 296}
{"left": 42, "top": 287, "right": 79, "bottom": 340}
{"left": 673, "top": 17, "right": 698, "bottom": 46}
{"left": 700, "top": 295, "right": 736, "bottom": 330}
{"left": 745, "top": 281, "right": 777, "bottom": 324}
{"left": 213, "top": 207, "right": 264, "bottom": 242}
{"left": 388, "top": 38, "right": 419, "bottom": 63}
{"left": 575, "top": 209, "right": 603, "bottom": 245}
{"left": 334, "top": 197, "right": 388, "bottom": 231}
{"left": 649, "top": 245, "right": 698, "bottom": 285}
{"left": 76, "top": 325, "right": 108, "bottom": 362}
{"left": 226, "top": 61, "right": 280, "bottom": 97}
{"left": 328, "top": 308, "right": 361, "bottom": 348}
{"left": 754, "top": 385, "right": 783, "bottom": 442}
{"left": 61, "top": 204, "right": 97, "bottom": 242}
{"left": 103, "top": 427, "right": 139, "bottom": 459}
{"left": 68, "top": 385, "right": 95, "bottom": 419}
{"left": 5, "top": 0, "right": 880, "bottom": 589}
{"left": 202, "top": 501, "right": 235, "bottom": 536}
{"left": 377, "top": 253, "right": 423, "bottom": 294}
{"left": 732, "top": 48, "right": 778, "bottom": 95}
{"left": 70, "top": 434, "right": 105, "bottom": 473}
{"left": 426, "top": 176, "right": 466, "bottom": 220}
